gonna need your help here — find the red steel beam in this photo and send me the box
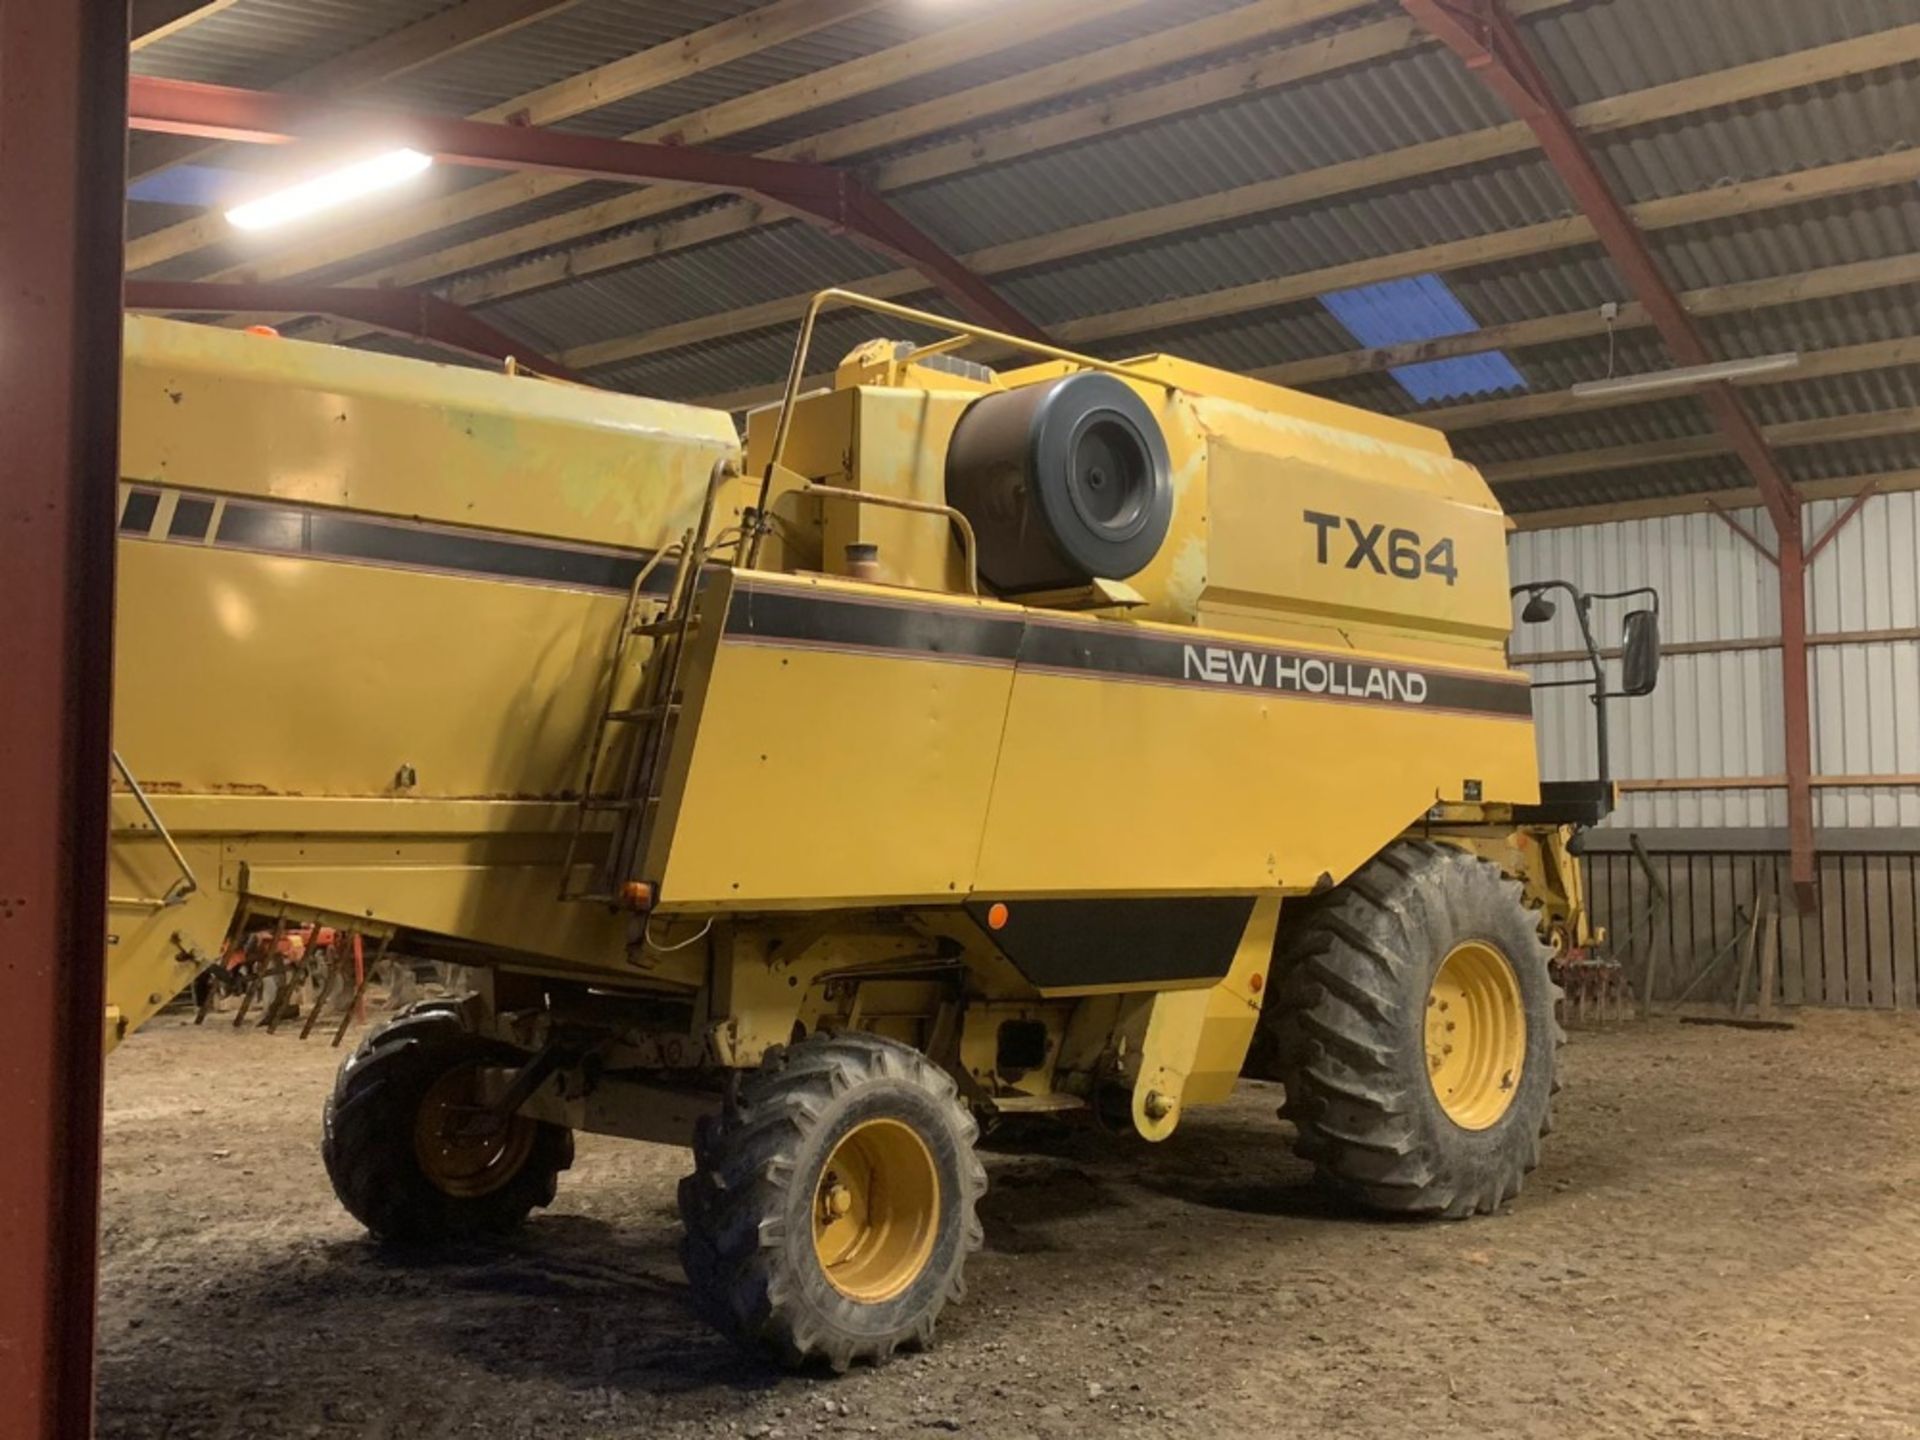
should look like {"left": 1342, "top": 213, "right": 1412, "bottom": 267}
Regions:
{"left": 1402, "top": 0, "right": 1819, "bottom": 899}
{"left": 1703, "top": 499, "right": 1777, "bottom": 566}
{"left": 0, "top": 0, "right": 125, "bottom": 1433}
{"left": 1805, "top": 479, "right": 1882, "bottom": 565}
{"left": 126, "top": 75, "right": 1046, "bottom": 343}
{"left": 1398, "top": 1, "right": 1801, "bottom": 541}
{"left": 126, "top": 280, "right": 587, "bottom": 383}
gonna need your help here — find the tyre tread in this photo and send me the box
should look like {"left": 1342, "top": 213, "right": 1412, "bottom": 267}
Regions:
{"left": 678, "top": 1031, "right": 985, "bottom": 1371}
{"left": 1266, "top": 841, "right": 1562, "bottom": 1218}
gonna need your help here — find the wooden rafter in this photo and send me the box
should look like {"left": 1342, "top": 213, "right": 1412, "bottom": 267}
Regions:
{"left": 1422, "top": 336, "right": 1920, "bottom": 434}
{"left": 297, "top": 0, "right": 1557, "bottom": 345}
{"left": 1508, "top": 471, "right": 1920, "bottom": 532}
{"left": 1482, "top": 409, "right": 1920, "bottom": 487}
{"left": 131, "top": 0, "right": 1160, "bottom": 279}
{"left": 126, "top": 0, "right": 894, "bottom": 272}
{"left": 1255, "top": 253, "right": 1920, "bottom": 390}
{"left": 130, "top": 0, "right": 582, "bottom": 180}
{"left": 1057, "top": 153, "right": 1920, "bottom": 350}
{"left": 549, "top": 25, "right": 1920, "bottom": 375}
{"left": 683, "top": 149, "right": 1920, "bottom": 411}
{"left": 130, "top": 0, "right": 238, "bottom": 49}
{"left": 131, "top": 77, "right": 1045, "bottom": 339}
{"left": 198, "top": 0, "right": 1397, "bottom": 349}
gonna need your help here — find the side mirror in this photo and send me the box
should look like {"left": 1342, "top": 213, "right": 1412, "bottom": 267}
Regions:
{"left": 1520, "top": 593, "right": 1557, "bottom": 624}
{"left": 1620, "top": 609, "right": 1661, "bottom": 696}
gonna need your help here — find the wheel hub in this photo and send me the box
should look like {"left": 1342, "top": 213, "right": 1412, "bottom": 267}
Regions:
{"left": 412, "top": 1062, "right": 536, "bottom": 1198}
{"left": 1425, "top": 940, "right": 1526, "bottom": 1131}
{"left": 811, "top": 1117, "right": 940, "bottom": 1303}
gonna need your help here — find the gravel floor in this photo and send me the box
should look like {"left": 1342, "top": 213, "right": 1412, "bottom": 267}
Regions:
{"left": 97, "top": 1007, "right": 1920, "bottom": 1439}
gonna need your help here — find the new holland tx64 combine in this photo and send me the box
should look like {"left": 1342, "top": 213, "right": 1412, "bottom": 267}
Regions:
{"left": 105, "top": 291, "right": 1657, "bottom": 1368}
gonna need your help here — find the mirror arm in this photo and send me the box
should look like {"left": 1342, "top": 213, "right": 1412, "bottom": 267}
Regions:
{"left": 1511, "top": 579, "right": 1610, "bottom": 789}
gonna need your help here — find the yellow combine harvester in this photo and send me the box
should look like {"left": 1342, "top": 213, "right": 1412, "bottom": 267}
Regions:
{"left": 107, "top": 292, "right": 1656, "bottom": 1369}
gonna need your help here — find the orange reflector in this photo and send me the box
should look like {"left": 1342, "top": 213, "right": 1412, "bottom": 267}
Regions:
{"left": 620, "top": 881, "right": 654, "bottom": 912}
{"left": 986, "top": 902, "right": 1009, "bottom": 931}
{"left": 244, "top": 324, "right": 282, "bottom": 338}
{"left": 1249, "top": 971, "right": 1264, "bottom": 994}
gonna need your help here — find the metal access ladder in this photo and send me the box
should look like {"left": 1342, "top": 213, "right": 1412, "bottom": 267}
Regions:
{"left": 559, "top": 459, "right": 731, "bottom": 905}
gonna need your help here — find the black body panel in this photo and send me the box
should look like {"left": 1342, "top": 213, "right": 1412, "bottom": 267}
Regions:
{"left": 967, "top": 895, "right": 1256, "bottom": 990}
{"left": 1511, "top": 779, "right": 1614, "bottom": 827}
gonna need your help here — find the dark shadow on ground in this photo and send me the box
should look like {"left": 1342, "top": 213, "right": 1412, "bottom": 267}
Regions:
{"left": 95, "top": 1213, "right": 785, "bottom": 1428}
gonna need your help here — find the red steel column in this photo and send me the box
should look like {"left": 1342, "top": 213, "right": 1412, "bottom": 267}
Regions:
{"left": 1778, "top": 526, "right": 1817, "bottom": 905}
{"left": 1403, "top": 0, "right": 1820, "bottom": 899}
{"left": 0, "top": 0, "right": 127, "bottom": 1433}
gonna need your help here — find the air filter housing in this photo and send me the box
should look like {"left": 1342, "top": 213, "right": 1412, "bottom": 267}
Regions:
{"left": 945, "top": 372, "right": 1172, "bottom": 595}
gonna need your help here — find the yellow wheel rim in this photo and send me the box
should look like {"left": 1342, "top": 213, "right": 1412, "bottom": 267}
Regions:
{"left": 1425, "top": 941, "right": 1526, "bottom": 1131}
{"left": 811, "top": 1118, "right": 940, "bottom": 1303}
{"left": 412, "top": 1063, "right": 536, "bottom": 1199}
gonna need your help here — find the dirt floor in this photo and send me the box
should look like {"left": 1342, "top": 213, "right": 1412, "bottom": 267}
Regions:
{"left": 97, "top": 1008, "right": 1920, "bottom": 1440}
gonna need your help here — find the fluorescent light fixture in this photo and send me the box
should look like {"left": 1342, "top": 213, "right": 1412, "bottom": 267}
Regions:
{"left": 1570, "top": 351, "right": 1801, "bottom": 399}
{"left": 226, "top": 148, "right": 432, "bottom": 231}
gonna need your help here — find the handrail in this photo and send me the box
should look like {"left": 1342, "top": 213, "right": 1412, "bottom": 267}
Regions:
{"left": 748, "top": 288, "right": 1171, "bottom": 568}
{"left": 796, "top": 484, "right": 980, "bottom": 597}
{"left": 108, "top": 749, "right": 199, "bottom": 910}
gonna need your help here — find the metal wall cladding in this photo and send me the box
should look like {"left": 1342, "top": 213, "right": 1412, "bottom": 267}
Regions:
{"left": 1507, "top": 492, "right": 1920, "bottom": 832}
{"left": 1805, "top": 491, "right": 1920, "bottom": 828}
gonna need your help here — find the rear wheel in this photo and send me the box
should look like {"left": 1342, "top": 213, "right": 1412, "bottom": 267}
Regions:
{"left": 679, "top": 1032, "right": 986, "bottom": 1370}
{"left": 1265, "top": 841, "right": 1561, "bottom": 1217}
{"left": 322, "top": 1005, "right": 572, "bottom": 1242}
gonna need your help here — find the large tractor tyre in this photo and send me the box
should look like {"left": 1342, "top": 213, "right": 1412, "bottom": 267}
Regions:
{"left": 678, "top": 1031, "right": 987, "bottom": 1371}
{"left": 1266, "top": 841, "right": 1562, "bottom": 1219}
{"left": 322, "top": 1006, "right": 573, "bottom": 1243}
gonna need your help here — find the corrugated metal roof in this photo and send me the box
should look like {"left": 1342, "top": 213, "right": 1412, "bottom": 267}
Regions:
{"left": 1499, "top": 453, "right": 1756, "bottom": 513}
{"left": 1526, "top": 0, "right": 1920, "bottom": 103}
{"left": 132, "top": 0, "right": 459, "bottom": 85}
{"left": 363, "top": 0, "right": 769, "bottom": 118}
{"left": 1496, "top": 423, "right": 1920, "bottom": 514}
{"left": 482, "top": 169, "right": 1920, "bottom": 398}
{"left": 448, "top": 55, "right": 1916, "bottom": 409}
{"left": 483, "top": 220, "right": 892, "bottom": 353}
{"left": 589, "top": 297, "right": 960, "bottom": 400}
{"left": 885, "top": 41, "right": 1511, "bottom": 253}
{"left": 710, "top": 0, "right": 1297, "bottom": 155}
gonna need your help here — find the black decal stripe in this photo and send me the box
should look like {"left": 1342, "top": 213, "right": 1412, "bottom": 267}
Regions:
{"left": 214, "top": 499, "right": 667, "bottom": 594}
{"left": 119, "top": 489, "right": 160, "bottom": 535}
{"left": 124, "top": 486, "right": 667, "bottom": 594}
{"left": 727, "top": 582, "right": 1533, "bottom": 720}
{"left": 114, "top": 488, "right": 668, "bottom": 595}
{"left": 725, "top": 586, "right": 1024, "bottom": 665}
{"left": 169, "top": 496, "right": 214, "bottom": 541}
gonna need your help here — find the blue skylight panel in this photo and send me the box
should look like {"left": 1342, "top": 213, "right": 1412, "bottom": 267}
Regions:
{"left": 128, "top": 164, "right": 242, "bottom": 208}
{"left": 1319, "top": 273, "right": 1529, "bottom": 404}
